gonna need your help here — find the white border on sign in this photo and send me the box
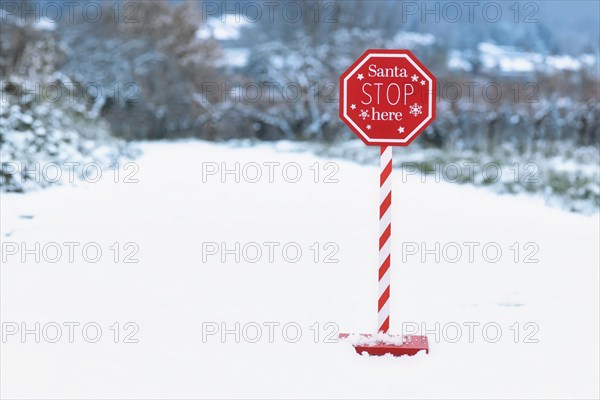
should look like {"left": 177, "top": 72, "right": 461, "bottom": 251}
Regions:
{"left": 343, "top": 53, "right": 434, "bottom": 144}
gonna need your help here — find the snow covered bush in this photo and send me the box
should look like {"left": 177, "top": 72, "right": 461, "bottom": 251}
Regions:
{"left": 0, "top": 18, "right": 131, "bottom": 192}
{"left": 0, "top": 78, "right": 131, "bottom": 192}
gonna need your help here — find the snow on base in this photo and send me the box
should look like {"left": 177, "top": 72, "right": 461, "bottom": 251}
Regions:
{"left": 345, "top": 333, "right": 414, "bottom": 346}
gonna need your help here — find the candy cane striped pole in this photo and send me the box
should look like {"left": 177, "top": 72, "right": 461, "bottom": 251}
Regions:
{"left": 378, "top": 145, "right": 392, "bottom": 333}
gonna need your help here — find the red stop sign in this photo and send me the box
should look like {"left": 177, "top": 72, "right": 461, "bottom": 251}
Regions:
{"left": 339, "top": 49, "right": 436, "bottom": 146}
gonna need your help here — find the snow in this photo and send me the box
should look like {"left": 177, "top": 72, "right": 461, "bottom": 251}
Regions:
{"left": 479, "top": 42, "right": 539, "bottom": 73}
{"left": 580, "top": 54, "right": 596, "bottom": 66}
{"left": 393, "top": 32, "right": 436, "bottom": 48}
{"left": 1, "top": 141, "right": 598, "bottom": 398}
{"left": 31, "top": 19, "right": 56, "bottom": 31}
{"left": 196, "top": 16, "right": 250, "bottom": 41}
{"left": 346, "top": 333, "right": 419, "bottom": 346}
{"left": 447, "top": 50, "right": 473, "bottom": 72}
{"left": 216, "top": 48, "right": 250, "bottom": 68}
{"left": 474, "top": 42, "right": 596, "bottom": 74}
{"left": 546, "top": 55, "right": 582, "bottom": 71}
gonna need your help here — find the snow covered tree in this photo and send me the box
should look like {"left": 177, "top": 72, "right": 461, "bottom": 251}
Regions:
{"left": 59, "top": 0, "right": 222, "bottom": 140}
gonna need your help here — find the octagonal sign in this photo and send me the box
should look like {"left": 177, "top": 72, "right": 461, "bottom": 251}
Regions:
{"left": 339, "top": 49, "right": 436, "bottom": 146}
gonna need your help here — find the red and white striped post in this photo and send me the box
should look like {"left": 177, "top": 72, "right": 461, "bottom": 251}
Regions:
{"left": 378, "top": 146, "right": 392, "bottom": 333}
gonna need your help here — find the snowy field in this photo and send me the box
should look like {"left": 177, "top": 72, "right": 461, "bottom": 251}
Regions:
{"left": 1, "top": 141, "right": 598, "bottom": 399}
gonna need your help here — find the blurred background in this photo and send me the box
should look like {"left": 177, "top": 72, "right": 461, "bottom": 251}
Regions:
{"left": 1, "top": 0, "right": 599, "bottom": 212}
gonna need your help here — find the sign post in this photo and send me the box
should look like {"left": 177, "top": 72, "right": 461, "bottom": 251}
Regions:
{"left": 378, "top": 145, "right": 392, "bottom": 334}
{"left": 338, "top": 49, "right": 436, "bottom": 356}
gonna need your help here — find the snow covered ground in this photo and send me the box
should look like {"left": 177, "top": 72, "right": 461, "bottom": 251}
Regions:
{"left": 1, "top": 141, "right": 598, "bottom": 399}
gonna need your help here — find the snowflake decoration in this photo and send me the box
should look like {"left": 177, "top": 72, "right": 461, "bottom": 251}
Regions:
{"left": 366, "top": 124, "right": 372, "bottom": 130}
{"left": 359, "top": 109, "right": 369, "bottom": 120}
{"left": 357, "top": 73, "right": 364, "bottom": 81}
{"left": 420, "top": 80, "right": 426, "bottom": 86}
{"left": 409, "top": 103, "right": 423, "bottom": 117}
{"left": 411, "top": 74, "right": 419, "bottom": 82}
{"left": 351, "top": 104, "right": 356, "bottom": 110}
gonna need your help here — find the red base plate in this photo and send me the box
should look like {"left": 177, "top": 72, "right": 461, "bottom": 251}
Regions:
{"left": 339, "top": 334, "right": 429, "bottom": 357}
